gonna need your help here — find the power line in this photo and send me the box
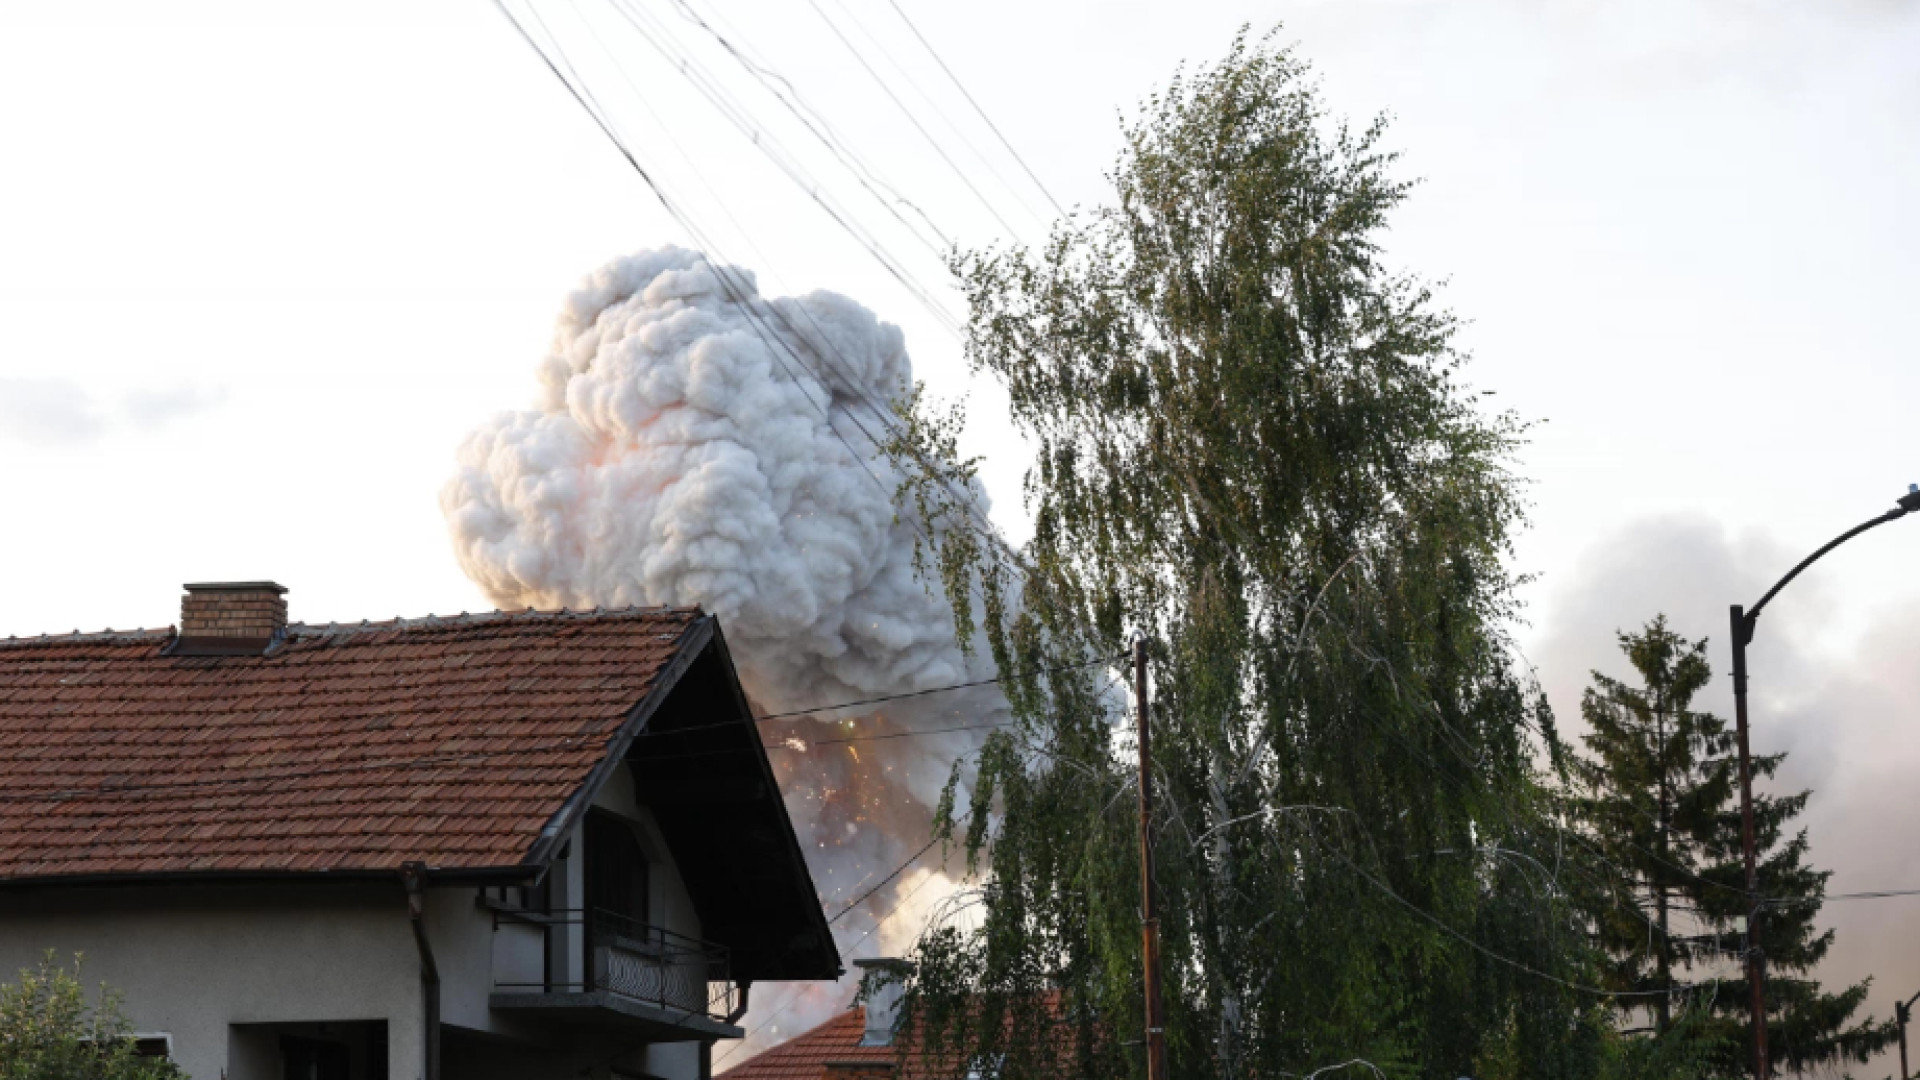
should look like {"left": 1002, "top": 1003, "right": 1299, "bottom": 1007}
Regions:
{"left": 503, "top": 0, "right": 1034, "bottom": 602}
{"left": 716, "top": 850, "right": 944, "bottom": 1066}
{"left": 815, "top": 0, "right": 1048, "bottom": 228}
{"left": 502, "top": 1, "right": 1057, "bottom": 648}
{"left": 799, "top": 719, "right": 1004, "bottom": 746}
{"left": 800, "top": 0, "right": 1020, "bottom": 239}
{"left": 1306, "top": 629, "right": 1756, "bottom": 912}
{"left": 880, "top": 0, "right": 1066, "bottom": 217}
{"left": 18, "top": 653, "right": 1114, "bottom": 802}
{"left": 604, "top": 0, "right": 1049, "bottom": 569}
{"left": 1289, "top": 825, "right": 1695, "bottom": 1001}
{"left": 7, "top": 724, "right": 987, "bottom": 801}
{"left": 744, "top": 653, "right": 1121, "bottom": 726}
{"left": 1765, "top": 887, "right": 1920, "bottom": 906}
{"left": 592, "top": 0, "right": 964, "bottom": 331}
{"left": 831, "top": 835, "right": 940, "bottom": 924}
{"left": 495, "top": 0, "right": 959, "bottom": 571}
{"left": 662, "top": 0, "right": 957, "bottom": 253}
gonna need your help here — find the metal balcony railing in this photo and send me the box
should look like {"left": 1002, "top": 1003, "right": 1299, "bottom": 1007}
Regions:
{"left": 490, "top": 905, "right": 736, "bottom": 1023}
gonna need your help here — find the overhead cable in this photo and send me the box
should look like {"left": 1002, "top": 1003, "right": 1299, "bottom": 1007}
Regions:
{"left": 500, "top": 0, "right": 1029, "bottom": 595}
{"left": 24, "top": 653, "right": 1118, "bottom": 802}
{"left": 800, "top": 0, "right": 1021, "bottom": 238}
{"left": 815, "top": 0, "right": 1049, "bottom": 228}
{"left": 663, "top": 0, "right": 957, "bottom": 251}
{"left": 881, "top": 0, "right": 1066, "bottom": 217}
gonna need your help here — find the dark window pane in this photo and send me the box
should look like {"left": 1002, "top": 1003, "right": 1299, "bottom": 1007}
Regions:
{"left": 585, "top": 811, "right": 651, "bottom": 929}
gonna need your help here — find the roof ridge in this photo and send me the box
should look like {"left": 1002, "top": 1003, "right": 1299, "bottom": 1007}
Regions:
{"left": 0, "top": 606, "right": 706, "bottom": 648}
{"left": 0, "top": 627, "right": 176, "bottom": 649}
{"left": 288, "top": 604, "right": 704, "bottom": 638}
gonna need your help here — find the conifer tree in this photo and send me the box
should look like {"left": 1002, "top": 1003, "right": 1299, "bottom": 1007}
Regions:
{"left": 1572, "top": 617, "right": 1893, "bottom": 1076}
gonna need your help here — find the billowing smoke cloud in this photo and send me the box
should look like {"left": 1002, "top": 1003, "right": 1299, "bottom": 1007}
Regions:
{"left": 442, "top": 247, "right": 998, "bottom": 1055}
{"left": 1529, "top": 515, "right": 1920, "bottom": 1075}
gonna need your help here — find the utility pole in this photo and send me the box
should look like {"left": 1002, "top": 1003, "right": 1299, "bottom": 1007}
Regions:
{"left": 1725, "top": 484, "right": 1920, "bottom": 1080}
{"left": 1134, "top": 638, "right": 1169, "bottom": 1080}
{"left": 1729, "top": 605, "right": 1769, "bottom": 1080}
{"left": 1897, "top": 988, "right": 1920, "bottom": 1080}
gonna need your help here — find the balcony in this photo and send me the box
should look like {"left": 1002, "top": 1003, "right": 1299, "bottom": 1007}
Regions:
{"left": 488, "top": 906, "right": 743, "bottom": 1040}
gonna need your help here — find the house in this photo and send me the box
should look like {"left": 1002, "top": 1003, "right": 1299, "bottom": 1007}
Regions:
{"left": 0, "top": 582, "right": 841, "bottom": 1080}
{"left": 716, "top": 962, "right": 1078, "bottom": 1080}
{"left": 716, "top": 960, "right": 928, "bottom": 1080}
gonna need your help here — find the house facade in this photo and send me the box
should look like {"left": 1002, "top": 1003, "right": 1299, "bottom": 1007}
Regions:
{"left": 0, "top": 582, "right": 840, "bottom": 1080}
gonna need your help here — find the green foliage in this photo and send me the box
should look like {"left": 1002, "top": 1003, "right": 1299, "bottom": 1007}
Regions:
{"left": 1591, "top": 1010, "right": 1717, "bottom": 1080}
{"left": 891, "top": 27, "right": 1607, "bottom": 1080}
{"left": 1571, "top": 616, "right": 1736, "bottom": 1034}
{"left": 1570, "top": 619, "right": 1895, "bottom": 1076}
{"left": 0, "top": 953, "right": 183, "bottom": 1080}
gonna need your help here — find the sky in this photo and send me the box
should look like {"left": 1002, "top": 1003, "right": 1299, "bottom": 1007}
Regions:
{"left": 3, "top": 0, "right": 1919, "bottom": 1067}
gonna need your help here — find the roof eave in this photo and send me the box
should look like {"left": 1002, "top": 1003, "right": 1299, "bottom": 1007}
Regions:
{"left": 0, "top": 864, "right": 540, "bottom": 892}
{"left": 704, "top": 625, "right": 845, "bottom": 981}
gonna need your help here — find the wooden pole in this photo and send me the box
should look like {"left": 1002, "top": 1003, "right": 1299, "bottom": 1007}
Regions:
{"left": 1898, "top": 1000, "right": 1909, "bottom": 1080}
{"left": 1135, "top": 638, "right": 1169, "bottom": 1080}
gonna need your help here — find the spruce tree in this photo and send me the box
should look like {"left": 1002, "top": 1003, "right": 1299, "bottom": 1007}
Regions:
{"left": 1572, "top": 617, "right": 1893, "bottom": 1076}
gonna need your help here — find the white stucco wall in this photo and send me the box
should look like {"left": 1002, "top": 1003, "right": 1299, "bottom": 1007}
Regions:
{"left": 421, "top": 764, "right": 719, "bottom": 1076}
{"left": 0, "top": 764, "right": 724, "bottom": 1080}
{"left": 0, "top": 883, "right": 423, "bottom": 1080}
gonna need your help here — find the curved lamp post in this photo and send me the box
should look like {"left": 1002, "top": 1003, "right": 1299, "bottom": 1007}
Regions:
{"left": 1729, "top": 484, "right": 1920, "bottom": 1080}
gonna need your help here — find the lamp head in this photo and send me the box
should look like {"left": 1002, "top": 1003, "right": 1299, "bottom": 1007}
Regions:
{"left": 1901, "top": 483, "right": 1920, "bottom": 515}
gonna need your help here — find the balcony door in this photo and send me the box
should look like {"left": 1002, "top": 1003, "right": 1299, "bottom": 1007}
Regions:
{"left": 281, "top": 1036, "right": 350, "bottom": 1080}
{"left": 584, "top": 810, "right": 651, "bottom": 939}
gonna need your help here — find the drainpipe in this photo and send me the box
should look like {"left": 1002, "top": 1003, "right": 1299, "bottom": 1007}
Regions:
{"left": 401, "top": 862, "right": 441, "bottom": 1080}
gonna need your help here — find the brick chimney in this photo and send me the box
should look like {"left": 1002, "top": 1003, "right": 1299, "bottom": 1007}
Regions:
{"left": 173, "top": 582, "right": 288, "bottom": 656}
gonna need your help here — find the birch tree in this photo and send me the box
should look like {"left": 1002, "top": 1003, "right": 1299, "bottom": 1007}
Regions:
{"left": 894, "top": 29, "right": 1608, "bottom": 1080}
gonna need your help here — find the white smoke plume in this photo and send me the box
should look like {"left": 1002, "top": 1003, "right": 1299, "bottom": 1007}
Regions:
{"left": 442, "top": 247, "right": 998, "bottom": 1056}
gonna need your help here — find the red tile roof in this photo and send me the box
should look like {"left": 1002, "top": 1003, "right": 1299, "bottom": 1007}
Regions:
{"left": 719, "top": 995, "right": 1087, "bottom": 1079}
{"left": 0, "top": 607, "right": 705, "bottom": 880}
{"left": 718, "top": 1008, "right": 895, "bottom": 1080}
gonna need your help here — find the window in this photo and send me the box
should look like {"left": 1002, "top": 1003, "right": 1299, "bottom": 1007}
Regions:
{"left": 585, "top": 811, "right": 651, "bottom": 928}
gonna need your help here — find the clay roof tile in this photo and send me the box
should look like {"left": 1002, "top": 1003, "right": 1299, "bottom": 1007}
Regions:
{"left": 0, "top": 608, "right": 702, "bottom": 880}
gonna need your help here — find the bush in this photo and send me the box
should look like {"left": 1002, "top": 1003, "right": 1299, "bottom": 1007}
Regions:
{"left": 0, "top": 953, "right": 183, "bottom": 1080}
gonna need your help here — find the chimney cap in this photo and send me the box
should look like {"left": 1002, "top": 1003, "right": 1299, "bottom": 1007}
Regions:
{"left": 183, "top": 581, "right": 288, "bottom": 593}
{"left": 852, "top": 958, "right": 914, "bottom": 974}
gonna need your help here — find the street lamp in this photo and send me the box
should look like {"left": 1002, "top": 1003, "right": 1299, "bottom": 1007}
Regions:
{"left": 1728, "top": 484, "right": 1920, "bottom": 1080}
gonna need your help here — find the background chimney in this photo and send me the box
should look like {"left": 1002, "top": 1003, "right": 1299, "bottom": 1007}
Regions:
{"left": 176, "top": 582, "right": 287, "bottom": 655}
{"left": 854, "top": 958, "right": 913, "bottom": 1048}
